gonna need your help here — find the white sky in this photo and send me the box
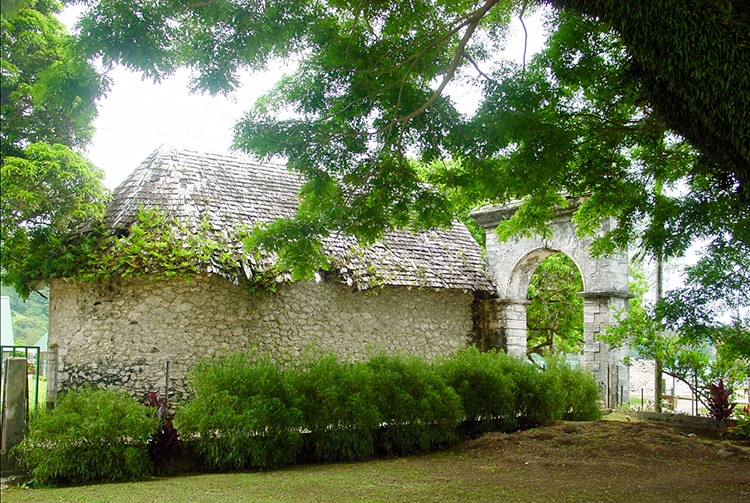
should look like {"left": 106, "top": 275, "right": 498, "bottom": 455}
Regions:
{"left": 60, "top": 7, "right": 548, "bottom": 189}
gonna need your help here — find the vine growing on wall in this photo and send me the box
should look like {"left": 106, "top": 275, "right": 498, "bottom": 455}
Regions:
{"left": 18, "top": 207, "right": 281, "bottom": 292}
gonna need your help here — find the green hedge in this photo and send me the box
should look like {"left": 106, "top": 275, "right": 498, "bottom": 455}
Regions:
{"left": 437, "top": 347, "right": 519, "bottom": 435}
{"left": 366, "top": 352, "right": 463, "bottom": 455}
{"left": 13, "top": 388, "right": 158, "bottom": 486}
{"left": 174, "top": 352, "right": 303, "bottom": 471}
{"left": 292, "top": 354, "right": 381, "bottom": 462}
{"left": 546, "top": 354, "right": 602, "bottom": 421}
{"left": 176, "top": 349, "right": 601, "bottom": 470}
{"left": 15, "top": 348, "right": 603, "bottom": 483}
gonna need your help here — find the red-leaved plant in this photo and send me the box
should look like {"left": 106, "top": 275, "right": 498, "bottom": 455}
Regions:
{"left": 145, "top": 391, "right": 180, "bottom": 474}
{"left": 707, "top": 379, "right": 736, "bottom": 431}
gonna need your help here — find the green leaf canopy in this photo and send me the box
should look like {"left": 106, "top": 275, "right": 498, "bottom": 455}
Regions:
{"left": 47, "top": 1, "right": 750, "bottom": 336}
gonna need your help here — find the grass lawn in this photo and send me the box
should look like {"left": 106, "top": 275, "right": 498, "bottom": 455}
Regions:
{"left": 2, "top": 418, "right": 748, "bottom": 503}
{"left": 2, "top": 456, "right": 535, "bottom": 503}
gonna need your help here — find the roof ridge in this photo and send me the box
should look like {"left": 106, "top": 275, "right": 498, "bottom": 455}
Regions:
{"left": 156, "top": 144, "right": 288, "bottom": 169}
{"left": 105, "top": 148, "right": 495, "bottom": 292}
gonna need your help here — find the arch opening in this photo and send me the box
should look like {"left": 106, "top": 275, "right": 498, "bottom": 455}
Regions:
{"left": 471, "top": 199, "right": 632, "bottom": 407}
{"left": 526, "top": 252, "right": 584, "bottom": 367}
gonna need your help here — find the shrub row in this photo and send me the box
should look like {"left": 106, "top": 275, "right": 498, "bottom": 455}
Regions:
{"left": 13, "top": 347, "right": 601, "bottom": 484}
{"left": 175, "top": 348, "right": 601, "bottom": 471}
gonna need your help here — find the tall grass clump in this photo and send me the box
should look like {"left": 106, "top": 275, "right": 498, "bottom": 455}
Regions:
{"left": 292, "top": 353, "right": 381, "bottom": 462}
{"left": 486, "top": 352, "right": 562, "bottom": 428}
{"left": 13, "top": 388, "right": 157, "bottom": 486}
{"left": 543, "top": 354, "right": 602, "bottom": 421}
{"left": 438, "top": 347, "right": 518, "bottom": 435}
{"left": 366, "top": 352, "right": 463, "bottom": 455}
{"left": 175, "top": 352, "right": 303, "bottom": 471}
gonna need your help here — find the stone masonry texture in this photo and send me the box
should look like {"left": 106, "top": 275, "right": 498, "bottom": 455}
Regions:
{"left": 49, "top": 275, "right": 475, "bottom": 401}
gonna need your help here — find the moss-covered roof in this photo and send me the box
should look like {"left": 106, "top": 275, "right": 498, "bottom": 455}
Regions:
{"left": 106, "top": 145, "right": 495, "bottom": 293}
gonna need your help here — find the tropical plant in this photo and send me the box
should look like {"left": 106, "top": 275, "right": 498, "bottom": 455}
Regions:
{"left": 706, "top": 379, "right": 736, "bottom": 430}
{"left": 727, "top": 405, "right": 750, "bottom": 440}
{"left": 12, "top": 388, "right": 157, "bottom": 485}
{"left": 144, "top": 391, "right": 180, "bottom": 475}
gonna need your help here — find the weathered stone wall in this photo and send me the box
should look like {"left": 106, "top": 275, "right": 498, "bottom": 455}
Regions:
{"left": 471, "top": 201, "right": 632, "bottom": 407}
{"left": 48, "top": 275, "right": 475, "bottom": 401}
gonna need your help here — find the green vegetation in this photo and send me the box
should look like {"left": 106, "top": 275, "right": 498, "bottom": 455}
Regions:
{"left": 12, "top": 388, "right": 158, "bottom": 485}
{"left": 728, "top": 405, "right": 750, "bottom": 440}
{"left": 175, "top": 352, "right": 304, "bottom": 472}
{"left": 526, "top": 253, "right": 584, "bottom": 360}
{"left": 175, "top": 349, "right": 599, "bottom": 473}
{"left": 291, "top": 353, "right": 380, "bottom": 462}
{"left": 1, "top": 0, "right": 106, "bottom": 158}
{"left": 0, "top": 285, "right": 48, "bottom": 346}
{"left": 13, "top": 349, "right": 601, "bottom": 486}
{"left": 1, "top": 0, "right": 110, "bottom": 298}
{"left": 438, "top": 346, "right": 522, "bottom": 435}
{"left": 366, "top": 353, "right": 463, "bottom": 455}
{"left": 602, "top": 265, "right": 749, "bottom": 413}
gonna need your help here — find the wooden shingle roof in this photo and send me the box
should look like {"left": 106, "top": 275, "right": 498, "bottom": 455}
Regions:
{"left": 106, "top": 145, "right": 495, "bottom": 293}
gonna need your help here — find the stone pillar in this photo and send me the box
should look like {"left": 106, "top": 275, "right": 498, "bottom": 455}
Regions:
{"left": 579, "top": 292, "right": 631, "bottom": 408}
{"left": 1, "top": 357, "right": 28, "bottom": 473}
{"left": 496, "top": 299, "right": 530, "bottom": 358}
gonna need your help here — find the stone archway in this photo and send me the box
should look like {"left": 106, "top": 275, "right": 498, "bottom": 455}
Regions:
{"left": 471, "top": 199, "right": 631, "bottom": 407}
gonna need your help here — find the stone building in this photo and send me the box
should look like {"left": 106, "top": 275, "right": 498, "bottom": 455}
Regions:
{"left": 46, "top": 146, "right": 497, "bottom": 402}
{"left": 46, "top": 146, "right": 631, "bottom": 406}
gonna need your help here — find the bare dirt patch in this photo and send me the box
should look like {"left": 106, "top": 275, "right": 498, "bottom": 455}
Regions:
{"left": 445, "top": 418, "right": 750, "bottom": 502}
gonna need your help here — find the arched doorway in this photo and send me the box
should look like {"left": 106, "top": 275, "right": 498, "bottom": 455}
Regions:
{"left": 526, "top": 253, "right": 584, "bottom": 363}
{"left": 471, "top": 199, "right": 631, "bottom": 407}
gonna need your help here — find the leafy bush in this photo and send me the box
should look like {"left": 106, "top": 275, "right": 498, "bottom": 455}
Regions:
{"left": 12, "top": 388, "right": 157, "bottom": 485}
{"left": 542, "top": 354, "right": 602, "bottom": 421}
{"left": 707, "top": 379, "right": 736, "bottom": 429}
{"left": 366, "top": 353, "right": 463, "bottom": 455}
{"left": 292, "top": 354, "right": 381, "bottom": 462}
{"left": 483, "top": 352, "right": 556, "bottom": 428}
{"left": 175, "top": 352, "right": 303, "bottom": 471}
{"left": 506, "top": 353, "right": 602, "bottom": 426}
{"left": 440, "top": 349, "right": 601, "bottom": 432}
{"left": 437, "top": 347, "right": 518, "bottom": 435}
{"left": 727, "top": 405, "right": 750, "bottom": 440}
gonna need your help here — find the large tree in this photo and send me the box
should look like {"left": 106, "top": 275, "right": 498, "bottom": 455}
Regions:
{"left": 58, "top": 1, "right": 750, "bottom": 340}
{"left": 1, "top": 0, "right": 106, "bottom": 156}
{"left": 1, "top": 0, "right": 110, "bottom": 297}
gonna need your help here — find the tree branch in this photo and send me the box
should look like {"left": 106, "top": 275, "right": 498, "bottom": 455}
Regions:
{"left": 390, "top": 0, "right": 501, "bottom": 127}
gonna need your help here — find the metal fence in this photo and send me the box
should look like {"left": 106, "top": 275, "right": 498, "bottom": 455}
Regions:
{"left": 1, "top": 345, "right": 42, "bottom": 412}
